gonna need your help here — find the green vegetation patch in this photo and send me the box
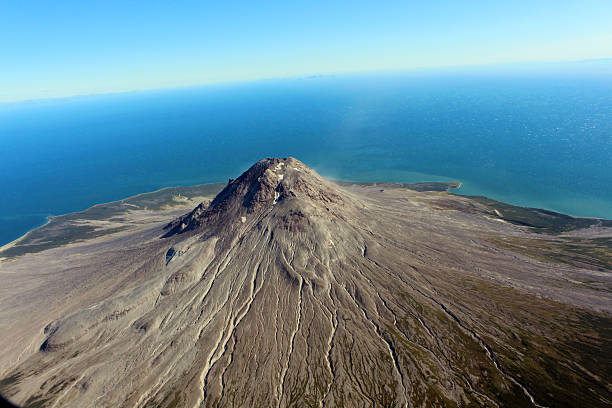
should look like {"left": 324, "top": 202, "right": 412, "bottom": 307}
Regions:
{"left": 466, "top": 195, "right": 612, "bottom": 234}
{"left": 489, "top": 236, "right": 612, "bottom": 272}
{"left": 0, "top": 372, "right": 22, "bottom": 397}
{"left": 0, "top": 182, "right": 226, "bottom": 259}
{"left": 452, "top": 276, "right": 612, "bottom": 408}
{"left": 0, "top": 226, "right": 129, "bottom": 259}
{"left": 22, "top": 394, "right": 52, "bottom": 408}
{"left": 334, "top": 180, "right": 461, "bottom": 192}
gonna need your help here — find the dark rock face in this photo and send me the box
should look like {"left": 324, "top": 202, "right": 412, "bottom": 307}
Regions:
{"left": 163, "top": 157, "right": 345, "bottom": 238}
{"left": 165, "top": 247, "right": 175, "bottom": 265}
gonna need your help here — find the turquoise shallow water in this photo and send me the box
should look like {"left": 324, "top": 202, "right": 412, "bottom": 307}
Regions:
{"left": 1, "top": 73, "right": 611, "bottom": 246}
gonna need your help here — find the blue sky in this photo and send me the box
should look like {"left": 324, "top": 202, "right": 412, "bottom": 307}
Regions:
{"left": 1, "top": 0, "right": 611, "bottom": 102}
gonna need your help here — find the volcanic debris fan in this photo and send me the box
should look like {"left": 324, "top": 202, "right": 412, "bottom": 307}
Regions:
{"left": 0, "top": 157, "right": 610, "bottom": 408}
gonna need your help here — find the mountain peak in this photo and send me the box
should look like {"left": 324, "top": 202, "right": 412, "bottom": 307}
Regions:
{"left": 163, "top": 157, "right": 345, "bottom": 237}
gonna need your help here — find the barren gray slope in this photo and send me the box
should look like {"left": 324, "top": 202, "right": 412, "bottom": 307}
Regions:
{"left": 0, "top": 157, "right": 610, "bottom": 408}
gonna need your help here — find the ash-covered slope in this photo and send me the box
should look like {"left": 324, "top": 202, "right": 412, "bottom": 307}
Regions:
{"left": 162, "top": 157, "right": 347, "bottom": 238}
{"left": 1, "top": 158, "right": 610, "bottom": 408}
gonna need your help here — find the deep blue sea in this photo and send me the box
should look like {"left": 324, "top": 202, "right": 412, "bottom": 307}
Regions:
{"left": 1, "top": 72, "right": 611, "bottom": 246}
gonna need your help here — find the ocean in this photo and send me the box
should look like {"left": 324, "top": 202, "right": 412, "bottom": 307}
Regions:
{"left": 1, "top": 72, "right": 611, "bottom": 246}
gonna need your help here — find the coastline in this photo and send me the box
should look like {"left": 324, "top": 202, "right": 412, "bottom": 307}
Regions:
{"left": 0, "top": 180, "right": 462, "bottom": 250}
{"left": 451, "top": 180, "right": 612, "bottom": 221}
{"left": 0, "top": 215, "right": 51, "bottom": 252}
{"left": 2, "top": 178, "right": 611, "bottom": 259}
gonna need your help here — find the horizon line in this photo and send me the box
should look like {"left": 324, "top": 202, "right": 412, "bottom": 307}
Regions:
{"left": 2, "top": 57, "right": 610, "bottom": 106}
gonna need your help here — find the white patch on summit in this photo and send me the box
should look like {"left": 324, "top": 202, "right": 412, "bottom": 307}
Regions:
{"left": 277, "top": 174, "right": 284, "bottom": 181}
{"left": 274, "top": 162, "right": 285, "bottom": 171}
{"left": 273, "top": 192, "right": 280, "bottom": 204}
{"left": 241, "top": 216, "right": 246, "bottom": 223}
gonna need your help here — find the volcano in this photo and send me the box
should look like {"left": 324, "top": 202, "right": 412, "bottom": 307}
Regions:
{"left": 0, "top": 158, "right": 610, "bottom": 408}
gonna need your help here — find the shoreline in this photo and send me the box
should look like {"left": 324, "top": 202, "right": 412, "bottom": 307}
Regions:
{"left": 0, "top": 183, "right": 224, "bottom": 249}
{"left": 452, "top": 191, "right": 610, "bottom": 221}
{"left": 1, "top": 179, "right": 611, "bottom": 253}
{"left": 2, "top": 180, "right": 461, "bottom": 249}
{"left": 0, "top": 215, "right": 52, "bottom": 252}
